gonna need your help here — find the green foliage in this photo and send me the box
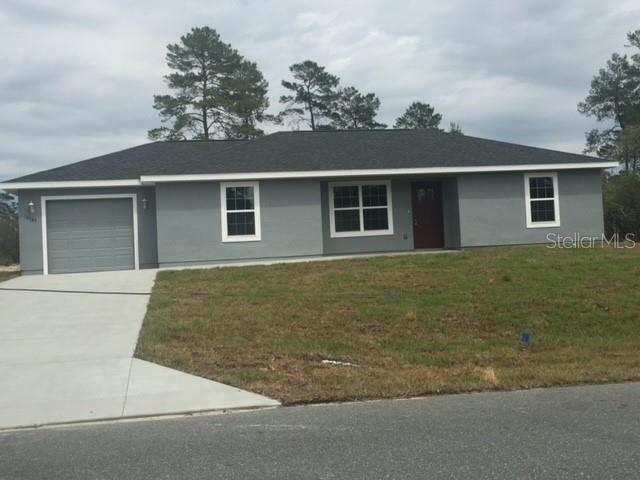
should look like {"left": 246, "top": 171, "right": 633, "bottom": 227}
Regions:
{"left": 223, "top": 59, "right": 271, "bottom": 139}
{"left": 149, "top": 26, "right": 269, "bottom": 141}
{"left": 0, "top": 218, "right": 18, "bottom": 265}
{"left": 448, "top": 122, "right": 464, "bottom": 135}
{"left": 0, "top": 192, "right": 17, "bottom": 218}
{"left": 578, "top": 53, "right": 639, "bottom": 126}
{"left": 578, "top": 30, "right": 640, "bottom": 168}
{"left": 603, "top": 172, "right": 640, "bottom": 237}
{"left": 279, "top": 60, "right": 340, "bottom": 130}
{"left": 330, "top": 86, "right": 386, "bottom": 129}
{"left": 279, "top": 60, "right": 388, "bottom": 131}
{"left": 613, "top": 125, "right": 640, "bottom": 171}
{"left": 394, "top": 102, "right": 443, "bottom": 129}
{"left": 0, "top": 192, "right": 18, "bottom": 265}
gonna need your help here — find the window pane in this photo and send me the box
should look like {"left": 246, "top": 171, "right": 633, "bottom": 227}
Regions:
{"left": 334, "top": 209, "right": 360, "bottom": 232}
{"left": 530, "top": 200, "right": 556, "bottom": 222}
{"left": 333, "top": 186, "right": 359, "bottom": 208}
{"left": 362, "top": 184, "right": 388, "bottom": 207}
{"left": 529, "top": 177, "right": 554, "bottom": 199}
{"left": 226, "top": 186, "right": 254, "bottom": 211}
{"left": 363, "top": 208, "right": 389, "bottom": 231}
{"left": 227, "top": 211, "right": 256, "bottom": 236}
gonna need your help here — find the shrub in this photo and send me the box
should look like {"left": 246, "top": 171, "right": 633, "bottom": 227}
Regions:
{"left": 0, "top": 192, "right": 18, "bottom": 265}
{"left": 0, "top": 216, "right": 18, "bottom": 265}
{"left": 603, "top": 172, "right": 640, "bottom": 237}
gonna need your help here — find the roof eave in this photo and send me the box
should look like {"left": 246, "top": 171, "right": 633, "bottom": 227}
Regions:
{"left": 0, "top": 161, "right": 616, "bottom": 190}
{"left": 0, "top": 179, "right": 143, "bottom": 192}
{"left": 140, "top": 162, "right": 616, "bottom": 183}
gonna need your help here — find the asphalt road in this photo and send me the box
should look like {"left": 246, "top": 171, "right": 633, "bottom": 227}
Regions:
{"left": 1, "top": 382, "right": 639, "bottom": 480}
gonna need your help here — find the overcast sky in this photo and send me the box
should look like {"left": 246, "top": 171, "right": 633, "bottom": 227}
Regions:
{"left": 0, "top": 0, "right": 638, "bottom": 180}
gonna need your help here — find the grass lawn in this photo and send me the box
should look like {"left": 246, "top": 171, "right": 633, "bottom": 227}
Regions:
{"left": 136, "top": 246, "right": 640, "bottom": 404}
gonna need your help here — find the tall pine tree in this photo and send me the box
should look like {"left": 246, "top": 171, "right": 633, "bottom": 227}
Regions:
{"left": 279, "top": 60, "right": 339, "bottom": 130}
{"left": 330, "top": 87, "right": 386, "bottom": 129}
{"left": 394, "top": 102, "right": 443, "bottom": 130}
{"left": 149, "top": 27, "right": 269, "bottom": 141}
{"left": 578, "top": 29, "right": 640, "bottom": 169}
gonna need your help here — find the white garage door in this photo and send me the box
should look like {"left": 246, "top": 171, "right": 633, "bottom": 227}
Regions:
{"left": 45, "top": 198, "right": 136, "bottom": 274}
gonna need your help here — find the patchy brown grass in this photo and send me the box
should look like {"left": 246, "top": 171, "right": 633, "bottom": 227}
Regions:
{"left": 136, "top": 246, "right": 640, "bottom": 404}
{"left": 0, "top": 271, "right": 19, "bottom": 283}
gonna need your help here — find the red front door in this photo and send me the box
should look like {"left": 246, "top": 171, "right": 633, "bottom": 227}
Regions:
{"left": 412, "top": 181, "right": 444, "bottom": 249}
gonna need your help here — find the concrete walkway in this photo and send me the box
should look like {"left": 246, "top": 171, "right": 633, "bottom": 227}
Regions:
{"left": 0, "top": 270, "right": 278, "bottom": 430}
{"left": 160, "top": 248, "right": 458, "bottom": 272}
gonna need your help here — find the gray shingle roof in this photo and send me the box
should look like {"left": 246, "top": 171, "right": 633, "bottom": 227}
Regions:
{"left": 7, "top": 129, "right": 602, "bottom": 183}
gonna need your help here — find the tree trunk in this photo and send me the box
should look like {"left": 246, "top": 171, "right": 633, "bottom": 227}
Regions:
{"left": 202, "top": 70, "right": 209, "bottom": 140}
{"left": 306, "top": 85, "right": 315, "bottom": 131}
{"left": 203, "top": 106, "right": 209, "bottom": 140}
{"left": 624, "top": 152, "right": 630, "bottom": 171}
{"left": 308, "top": 104, "right": 316, "bottom": 130}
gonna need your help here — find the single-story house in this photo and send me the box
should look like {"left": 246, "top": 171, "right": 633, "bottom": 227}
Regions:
{"left": 0, "top": 129, "right": 615, "bottom": 275}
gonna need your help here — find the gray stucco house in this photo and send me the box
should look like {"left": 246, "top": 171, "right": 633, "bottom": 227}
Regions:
{"left": 0, "top": 129, "right": 615, "bottom": 275}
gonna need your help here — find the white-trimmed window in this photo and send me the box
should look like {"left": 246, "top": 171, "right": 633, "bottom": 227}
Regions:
{"left": 524, "top": 172, "right": 560, "bottom": 228}
{"left": 329, "top": 180, "right": 394, "bottom": 237}
{"left": 220, "top": 181, "right": 261, "bottom": 242}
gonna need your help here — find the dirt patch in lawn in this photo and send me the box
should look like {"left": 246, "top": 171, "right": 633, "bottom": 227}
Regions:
{"left": 136, "top": 246, "right": 640, "bottom": 404}
{"left": 0, "top": 270, "right": 19, "bottom": 283}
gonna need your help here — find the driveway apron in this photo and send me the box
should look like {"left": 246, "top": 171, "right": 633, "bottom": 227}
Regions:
{"left": 0, "top": 270, "right": 277, "bottom": 429}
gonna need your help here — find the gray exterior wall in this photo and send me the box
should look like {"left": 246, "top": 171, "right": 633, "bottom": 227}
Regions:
{"left": 17, "top": 187, "right": 158, "bottom": 274}
{"left": 155, "top": 180, "right": 323, "bottom": 267}
{"left": 13, "top": 169, "right": 606, "bottom": 273}
{"left": 441, "top": 177, "right": 461, "bottom": 249}
{"left": 457, "top": 169, "right": 604, "bottom": 247}
{"left": 320, "top": 179, "right": 414, "bottom": 255}
{"left": 320, "top": 177, "right": 461, "bottom": 255}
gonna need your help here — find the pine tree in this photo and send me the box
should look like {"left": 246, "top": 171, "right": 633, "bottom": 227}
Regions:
{"left": 279, "top": 60, "right": 339, "bottom": 130}
{"left": 148, "top": 27, "right": 269, "bottom": 141}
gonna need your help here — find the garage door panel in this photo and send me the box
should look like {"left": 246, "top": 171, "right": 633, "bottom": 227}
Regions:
{"left": 49, "top": 229, "right": 133, "bottom": 249}
{"left": 54, "top": 253, "right": 134, "bottom": 273}
{"left": 46, "top": 198, "right": 135, "bottom": 274}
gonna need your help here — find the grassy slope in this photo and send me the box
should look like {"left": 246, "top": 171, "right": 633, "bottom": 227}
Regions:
{"left": 136, "top": 246, "right": 640, "bottom": 404}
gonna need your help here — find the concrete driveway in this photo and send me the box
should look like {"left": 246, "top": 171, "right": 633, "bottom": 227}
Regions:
{"left": 0, "top": 270, "right": 278, "bottom": 430}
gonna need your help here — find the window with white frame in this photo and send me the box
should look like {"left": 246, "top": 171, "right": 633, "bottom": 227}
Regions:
{"left": 220, "top": 181, "right": 261, "bottom": 242}
{"left": 524, "top": 172, "right": 560, "bottom": 228}
{"left": 329, "top": 181, "right": 394, "bottom": 237}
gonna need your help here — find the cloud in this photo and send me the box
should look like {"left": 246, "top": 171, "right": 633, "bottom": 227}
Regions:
{"left": 0, "top": 0, "right": 638, "bottom": 180}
